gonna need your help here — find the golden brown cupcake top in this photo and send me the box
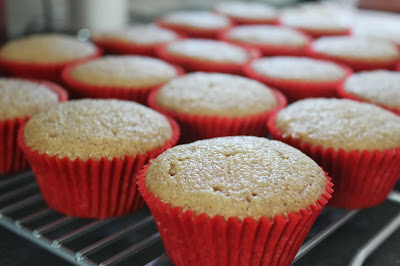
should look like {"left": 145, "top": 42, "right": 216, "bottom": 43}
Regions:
{"left": 276, "top": 98, "right": 400, "bottom": 152}
{"left": 344, "top": 70, "right": 400, "bottom": 109}
{"left": 69, "top": 56, "right": 177, "bottom": 88}
{"left": 146, "top": 136, "right": 327, "bottom": 220}
{"left": 0, "top": 34, "right": 97, "bottom": 63}
{"left": 24, "top": 99, "right": 173, "bottom": 160}
{"left": 227, "top": 25, "right": 308, "bottom": 47}
{"left": 312, "top": 36, "right": 399, "bottom": 62}
{"left": 94, "top": 24, "right": 178, "bottom": 45}
{"left": 251, "top": 56, "right": 346, "bottom": 82}
{"left": 155, "top": 72, "right": 277, "bottom": 117}
{"left": 0, "top": 78, "right": 59, "bottom": 120}
{"left": 213, "top": 1, "right": 277, "bottom": 21}
{"left": 160, "top": 11, "right": 230, "bottom": 30}
{"left": 166, "top": 39, "right": 250, "bottom": 63}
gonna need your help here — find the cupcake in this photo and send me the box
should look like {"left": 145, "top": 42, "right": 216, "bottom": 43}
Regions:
{"left": 148, "top": 72, "right": 287, "bottom": 143}
{"left": 0, "top": 34, "right": 101, "bottom": 83}
{"left": 18, "top": 99, "right": 180, "bottom": 218}
{"left": 308, "top": 36, "right": 400, "bottom": 71}
{"left": 338, "top": 70, "right": 400, "bottom": 115}
{"left": 156, "top": 39, "right": 258, "bottom": 74}
{"left": 280, "top": 9, "right": 351, "bottom": 38}
{"left": 92, "top": 23, "right": 180, "bottom": 56}
{"left": 0, "top": 78, "right": 68, "bottom": 174}
{"left": 268, "top": 98, "right": 400, "bottom": 209}
{"left": 157, "top": 11, "right": 232, "bottom": 39}
{"left": 212, "top": 1, "right": 279, "bottom": 25}
{"left": 62, "top": 55, "right": 183, "bottom": 104}
{"left": 138, "top": 136, "right": 333, "bottom": 266}
{"left": 353, "top": 16, "right": 400, "bottom": 51}
{"left": 243, "top": 56, "right": 351, "bottom": 102}
{"left": 219, "top": 25, "right": 311, "bottom": 56}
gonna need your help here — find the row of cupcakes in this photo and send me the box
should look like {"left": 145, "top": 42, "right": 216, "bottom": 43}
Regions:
{"left": 153, "top": 2, "right": 353, "bottom": 39}
{"left": 2, "top": 53, "right": 400, "bottom": 176}
{"left": 0, "top": 76, "right": 334, "bottom": 265}
{"left": 1, "top": 33, "right": 399, "bottom": 106}
{"left": 0, "top": 31, "right": 399, "bottom": 90}
{"left": 3, "top": 69, "right": 400, "bottom": 208}
{"left": 2, "top": 48, "right": 400, "bottom": 266}
{"left": 8, "top": 94, "right": 400, "bottom": 264}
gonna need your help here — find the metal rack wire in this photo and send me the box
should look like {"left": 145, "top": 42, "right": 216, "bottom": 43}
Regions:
{"left": 1, "top": 171, "right": 399, "bottom": 266}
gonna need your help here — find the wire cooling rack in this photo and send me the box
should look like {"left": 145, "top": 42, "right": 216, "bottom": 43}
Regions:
{"left": 0, "top": 171, "right": 399, "bottom": 266}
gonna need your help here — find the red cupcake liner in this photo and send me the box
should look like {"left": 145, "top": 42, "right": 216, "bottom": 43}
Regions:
{"left": 219, "top": 16, "right": 280, "bottom": 26}
{"left": 295, "top": 28, "right": 351, "bottom": 39}
{"left": 156, "top": 20, "right": 234, "bottom": 39}
{"left": 148, "top": 88, "right": 287, "bottom": 144}
{"left": 137, "top": 163, "right": 333, "bottom": 266}
{"left": 0, "top": 80, "right": 68, "bottom": 175}
{"left": 17, "top": 117, "right": 180, "bottom": 218}
{"left": 242, "top": 58, "right": 352, "bottom": 102}
{"left": 397, "top": 62, "right": 400, "bottom": 71}
{"left": 61, "top": 59, "right": 185, "bottom": 105}
{"left": 337, "top": 82, "right": 400, "bottom": 116}
{"left": 307, "top": 45, "right": 400, "bottom": 72}
{"left": 0, "top": 48, "right": 102, "bottom": 84}
{"left": 218, "top": 29, "right": 311, "bottom": 57}
{"left": 155, "top": 42, "right": 261, "bottom": 75}
{"left": 91, "top": 34, "right": 184, "bottom": 57}
{"left": 267, "top": 112, "right": 400, "bottom": 209}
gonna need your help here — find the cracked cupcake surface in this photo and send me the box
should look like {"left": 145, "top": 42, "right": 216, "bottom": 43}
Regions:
{"left": 145, "top": 136, "right": 327, "bottom": 220}
{"left": 23, "top": 99, "right": 172, "bottom": 160}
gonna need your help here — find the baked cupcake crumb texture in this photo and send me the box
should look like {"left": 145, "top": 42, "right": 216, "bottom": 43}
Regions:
{"left": 213, "top": 1, "right": 277, "bottom": 21}
{"left": 146, "top": 136, "right": 327, "bottom": 220}
{"left": 276, "top": 98, "right": 400, "bottom": 152}
{"left": 0, "top": 78, "right": 59, "bottom": 120}
{"left": 160, "top": 11, "right": 230, "bottom": 30}
{"left": 0, "top": 34, "right": 97, "bottom": 63}
{"left": 166, "top": 39, "right": 250, "bottom": 63}
{"left": 344, "top": 70, "right": 400, "bottom": 109}
{"left": 227, "top": 25, "right": 308, "bottom": 47}
{"left": 24, "top": 99, "right": 173, "bottom": 160}
{"left": 155, "top": 72, "right": 277, "bottom": 117}
{"left": 251, "top": 56, "right": 346, "bottom": 82}
{"left": 69, "top": 56, "right": 177, "bottom": 88}
{"left": 93, "top": 24, "right": 178, "bottom": 45}
{"left": 312, "top": 36, "right": 399, "bottom": 61}
{"left": 280, "top": 7, "right": 350, "bottom": 34}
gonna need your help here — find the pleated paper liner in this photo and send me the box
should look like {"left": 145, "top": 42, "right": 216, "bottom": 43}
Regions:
{"left": 337, "top": 83, "right": 400, "bottom": 116}
{"left": 0, "top": 80, "right": 68, "bottom": 175}
{"left": 17, "top": 117, "right": 180, "bottom": 218}
{"left": 295, "top": 28, "right": 351, "bottom": 39}
{"left": 156, "top": 20, "right": 234, "bottom": 39}
{"left": 267, "top": 112, "right": 400, "bottom": 209}
{"left": 155, "top": 43, "right": 261, "bottom": 75}
{"left": 148, "top": 88, "right": 287, "bottom": 144}
{"left": 0, "top": 48, "right": 102, "bottom": 84}
{"left": 397, "top": 62, "right": 400, "bottom": 71}
{"left": 307, "top": 46, "right": 400, "bottom": 72}
{"left": 137, "top": 163, "right": 333, "bottom": 266}
{"left": 242, "top": 59, "right": 352, "bottom": 103}
{"left": 91, "top": 34, "right": 184, "bottom": 57}
{"left": 218, "top": 30, "right": 311, "bottom": 57}
{"left": 61, "top": 60, "right": 185, "bottom": 105}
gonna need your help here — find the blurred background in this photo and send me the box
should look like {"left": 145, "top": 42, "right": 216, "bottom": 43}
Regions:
{"left": 2, "top": 0, "right": 399, "bottom": 40}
